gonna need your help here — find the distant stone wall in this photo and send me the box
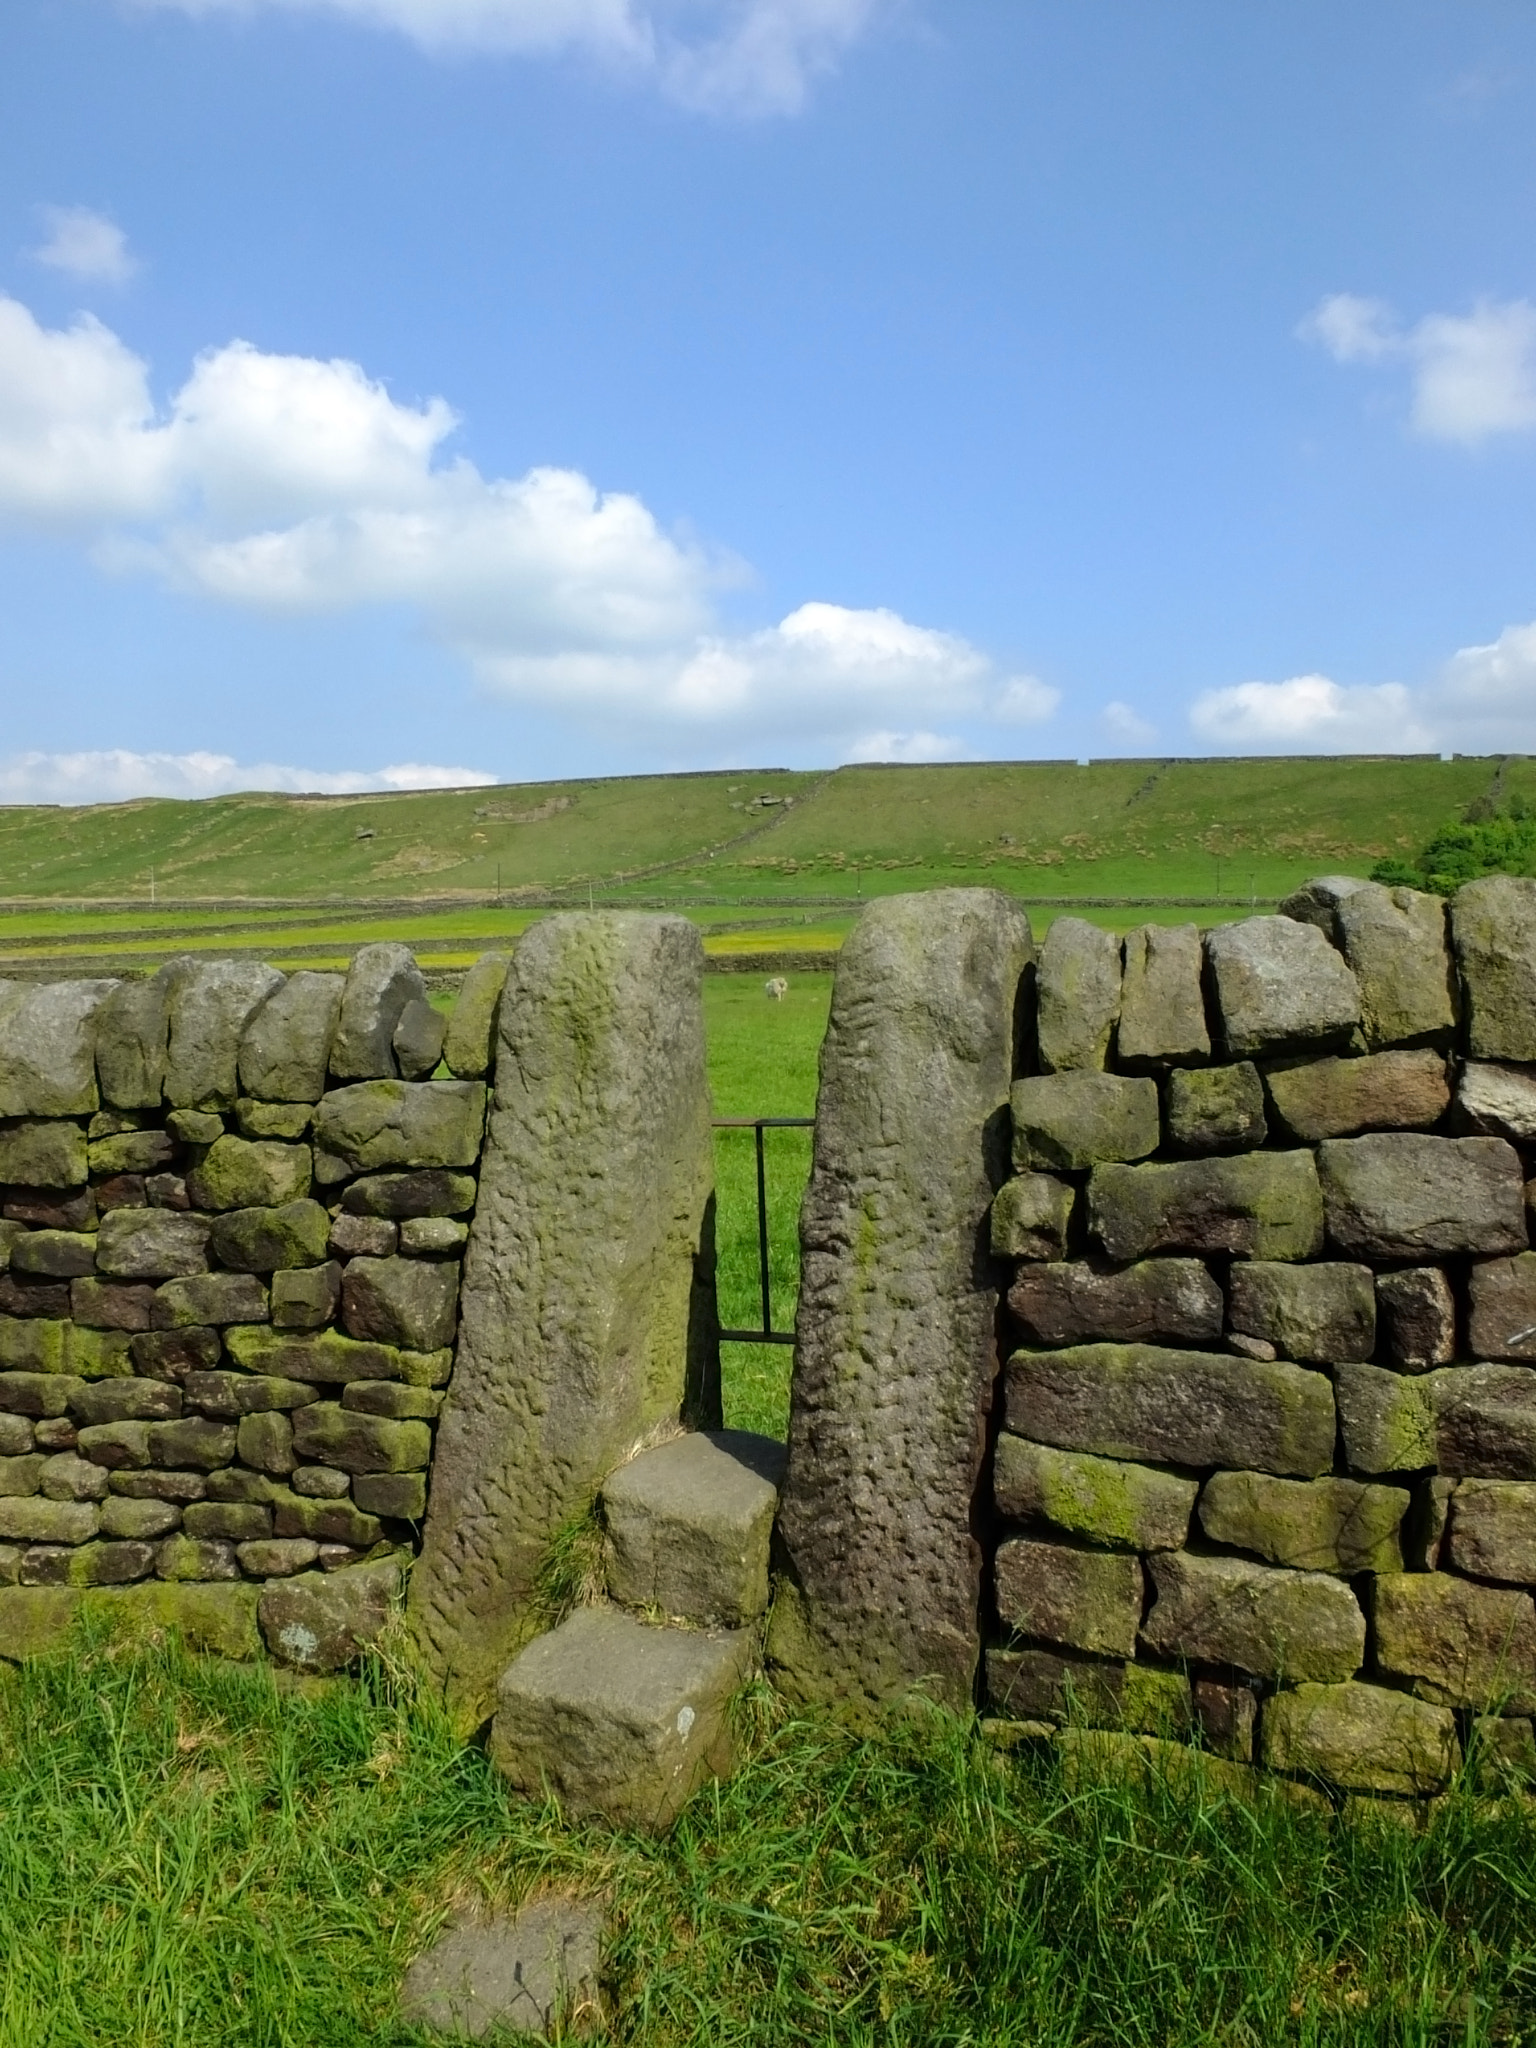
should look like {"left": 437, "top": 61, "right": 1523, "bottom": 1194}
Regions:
{"left": 0, "top": 943, "right": 511, "bottom": 1668}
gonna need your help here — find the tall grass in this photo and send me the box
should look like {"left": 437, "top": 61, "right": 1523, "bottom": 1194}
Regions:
{"left": 2, "top": 1626, "right": 1534, "bottom": 2046}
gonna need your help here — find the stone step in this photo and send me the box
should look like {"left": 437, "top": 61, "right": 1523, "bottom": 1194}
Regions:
{"left": 489, "top": 1602, "right": 752, "bottom": 1828}
{"left": 600, "top": 1428, "right": 786, "bottom": 1627}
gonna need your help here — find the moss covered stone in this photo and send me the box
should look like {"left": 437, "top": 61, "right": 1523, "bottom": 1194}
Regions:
{"left": 185, "top": 1137, "right": 312, "bottom": 1213}
{"left": 994, "top": 1436, "right": 1195, "bottom": 1551}
{"left": 0, "top": 1119, "right": 88, "bottom": 1189}
{"left": 314, "top": 1080, "right": 486, "bottom": 1176}
{"left": 1163, "top": 1062, "right": 1267, "bottom": 1156}
{"left": 1261, "top": 1681, "right": 1459, "bottom": 1796}
{"left": 1141, "top": 1550, "right": 1365, "bottom": 1682}
{"left": 208, "top": 1199, "right": 330, "bottom": 1273}
{"left": 1198, "top": 1471, "right": 1409, "bottom": 1573}
{"left": 225, "top": 1322, "right": 452, "bottom": 1387}
{"left": 1089, "top": 1152, "right": 1322, "bottom": 1262}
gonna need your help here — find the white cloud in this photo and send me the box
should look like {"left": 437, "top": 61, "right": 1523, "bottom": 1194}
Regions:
{"left": 0, "top": 749, "right": 496, "bottom": 804}
{"left": 843, "top": 729, "right": 968, "bottom": 763}
{"left": 1301, "top": 291, "right": 1536, "bottom": 444}
{"left": 1189, "top": 674, "right": 1437, "bottom": 751}
{"left": 30, "top": 206, "right": 137, "bottom": 285}
{"left": 126, "top": 0, "right": 886, "bottom": 116}
{"left": 1099, "top": 699, "right": 1158, "bottom": 747}
{"left": 0, "top": 293, "right": 1043, "bottom": 759}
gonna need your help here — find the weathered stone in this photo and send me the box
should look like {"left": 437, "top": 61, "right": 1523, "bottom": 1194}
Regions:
{"left": 225, "top": 1323, "right": 450, "bottom": 1387}
{"left": 328, "top": 1212, "right": 398, "bottom": 1257}
{"left": 69, "top": 1278, "right": 155, "bottom": 1333}
{"left": 1470, "top": 1255, "right": 1536, "bottom": 1363}
{"left": 109, "top": 1469, "right": 207, "bottom": 1502}
{"left": 1140, "top": 1550, "right": 1365, "bottom": 1682}
{"left": 74, "top": 1378, "right": 181, "bottom": 1426}
{"left": 164, "top": 961, "right": 285, "bottom": 1110}
{"left": 341, "top": 1255, "right": 458, "bottom": 1352}
{"left": 342, "top": 1380, "right": 443, "bottom": 1419}
{"left": 40, "top": 1452, "right": 109, "bottom": 1503}
{"left": 442, "top": 952, "right": 511, "bottom": 1081}
{"left": 3, "top": 1186, "right": 96, "bottom": 1233}
{"left": 1428, "top": 1364, "right": 1536, "bottom": 1479}
{"left": 291, "top": 1463, "right": 352, "bottom": 1498}
{"left": 0, "top": 1415, "right": 31, "bottom": 1453}
{"left": 331, "top": 945, "right": 428, "bottom": 1082}
{"left": 77, "top": 1420, "right": 153, "bottom": 1469}
{"left": 129, "top": 1326, "right": 221, "bottom": 1381}
{"left": 760, "top": 891, "right": 1030, "bottom": 1724}
{"left": 984, "top": 1643, "right": 1191, "bottom": 1732}
{"left": 0, "top": 1274, "right": 70, "bottom": 1320}
{"left": 0, "top": 1584, "right": 80, "bottom": 1657}
{"left": 145, "top": 1174, "right": 189, "bottom": 1210}
{"left": 185, "top": 1137, "right": 311, "bottom": 1213}
{"left": 1456, "top": 1063, "right": 1536, "bottom": 1144}
{"left": 392, "top": 998, "right": 446, "bottom": 1081}
{"left": 1162, "top": 1061, "right": 1267, "bottom": 1156}
{"left": 104, "top": 1579, "right": 260, "bottom": 1655}
{"left": 399, "top": 1898, "right": 603, "bottom": 2044}
{"left": 183, "top": 1501, "right": 270, "bottom": 1541}
{"left": 237, "top": 971, "right": 344, "bottom": 1103}
{"left": 352, "top": 1472, "right": 427, "bottom": 1519}
{"left": 995, "top": 1436, "right": 1196, "bottom": 1550}
{"left": 0, "top": 981, "right": 117, "bottom": 1118}
{"left": 258, "top": 1555, "right": 401, "bottom": 1669}
{"left": 1091, "top": 1151, "right": 1323, "bottom": 1264}
{"left": 100, "top": 1496, "right": 181, "bottom": 1540}
{"left": 602, "top": 1430, "right": 784, "bottom": 1627}
{"left": 1262, "top": 1681, "right": 1459, "bottom": 1796}
{"left": 95, "top": 964, "right": 181, "bottom": 1110}
{"left": 398, "top": 1215, "right": 468, "bottom": 1257}
{"left": 0, "top": 1453, "right": 42, "bottom": 1496}
{"left": 1005, "top": 1343, "right": 1336, "bottom": 1475}
{"left": 1377, "top": 1267, "right": 1456, "bottom": 1371}
{"left": 1471, "top": 1714, "right": 1536, "bottom": 1787}
{"left": 270, "top": 1261, "right": 343, "bottom": 1329}
{"left": 1116, "top": 922, "right": 1209, "bottom": 1068}
{"left": 990, "top": 1174, "right": 1073, "bottom": 1261}
{"left": 313, "top": 1081, "right": 486, "bottom": 1179}
{"left": 1011, "top": 1072, "right": 1158, "bottom": 1172}
{"left": 0, "top": 1119, "right": 87, "bottom": 1189}
{"left": 1226, "top": 1260, "right": 1375, "bottom": 1363}
{"left": 341, "top": 1170, "right": 478, "bottom": 1219}
{"left": 93, "top": 1175, "right": 146, "bottom": 1213}
{"left": 147, "top": 1417, "right": 237, "bottom": 1470}
{"left": 206, "top": 1468, "right": 274, "bottom": 1504}
{"left": 155, "top": 1535, "right": 240, "bottom": 1581}
{"left": 166, "top": 1109, "right": 223, "bottom": 1146}
{"left": 96, "top": 1209, "right": 210, "bottom": 1280}
{"left": 1198, "top": 1471, "right": 1408, "bottom": 1573}
{"left": 0, "top": 1371, "right": 83, "bottom": 1418}
{"left": 490, "top": 1604, "right": 751, "bottom": 1827}
{"left": 87, "top": 1129, "right": 174, "bottom": 1177}
{"left": 1206, "top": 917, "right": 1361, "bottom": 1058}
{"left": 1318, "top": 1134, "right": 1526, "bottom": 1259}
{"left": 414, "top": 911, "right": 726, "bottom": 1731}
{"left": 1335, "top": 1363, "right": 1434, "bottom": 1474}
{"left": 1451, "top": 876, "right": 1536, "bottom": 1063}
{"left": 235, "top": 1100, "right": 312, "bottom": 1141}
{"left": 1055, "top": 1726, "right": 1331, "bottom": 1811}
{"left": 1007, "top": 1258, "right": 1222, "bottom": 1348}
{"left": 12, "top": 1231, "right": 96, "bottom": 1281}
{"left": 1373, "top": 1572, "right": 1536, "bottom": 1711}
{"left": 1276, "top": 876, "right": 1366, "bottom": 935}
{"left": 182, "top": 1370, "right": 317, "bottom": 1417}
{"left": 269, "top": 1487, "right": 381, "bottom": 1546}
{"left": 1193, "top": 1677, "right": 1258, "bottom": 1762}
{"left": 236, "top": 1411, "right": 294, "bottom": 1475}
{"left": 0, "top": 1497, "right": 99, "bottom": 1544}
{"left": 22, "top": 1539, "right": 155, "bottom": 1588}
{"left": 237, "top": 1538, "right": 318, "bottom": 1577}
{"left": 1405, "top": 1475, "right": 1454, "bottom": 1571}
{"left": 0, "top": 1319, "right": 68, "bottom": 1373}
{"left": 209, "top": 1199, "right": 330, "bottom": 1273}
{"left": 291, "top": 1401, "right": 430, "bottom": 1473}
{"left": 66, "top": 1326, "right": 131, "bottom": 1380}
{"left": 1264, "top": 1050, "right": 1450, "bottom": 1142}
{"left": 153, "top": 1273, "right": 269, "bottom": 1329}
{"left": 1447, "top": 1480, "right": 1536, "bottom": 1585}
{"left": 1035, "top": 916, "right": 1120, "bottom": 1072}
{"left": 1322, "top": 881, "right": 1460, "bottom": 1050}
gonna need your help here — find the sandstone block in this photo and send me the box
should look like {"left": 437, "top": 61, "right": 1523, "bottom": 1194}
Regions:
{"left": 1261, "top": 1681, "right": 1459, "bottom": 1796}
{"left": 990, "top": 1174, "right": 1073, "bottom": 1261}
{"left": 237, "top": 1538, "right": 318, "bottom": 1577}
{"left": 164, "top": 962, "right": 285, "bottom": 1110}
{"left": 0, "top": 1276, "right": 70, "bottom": 1321}
{"left": 129, "top": 1327, "right": 221, "bottom": 1381}
{"left": 209, "top": 1199, "right": 330, "bottom": 1273}
{"left": 341, "top": 1170, "right": 478, "bottom": 1218}
{"left": 331, "top": 945, "right": 427, "bottom": 1081}
{"left": 0, "top": 1497, "right": 99, "bottom": 1544}
{"left": 235, "top": 1100, "right": 311, "bottom": 1141}
{"left": 1206, "top": 917, "right": 1361, "bottom": 1058}
{"left": 0, "top": 1319, "right": 69, "bottom": 1373}
{"left": 104, "top": 1579, "right": 260, "bottom": 1655}
{"left": 1456, "top": 1063, "right": 1536, "bottom": 1144}
{"left": 1116, "top": 922, "right": 1209, "bottom": 1068}
{"left": 1193, "top": 1677, "right": 1258, "bottom": 1762}
{"left": 155, "top": 1535, "right": 240, "bottom": 1582}
{"left": 352, "top": 1472, "right": 426, "bottom": 1519}
{"left": 313, "top": 1081, "right": 486, "bottom": 1176}
{"left": 40, "top": 1452, "right": 109, "bottom": 1503}
{"left": 1373, "top": 1572, "right": 1536, "bottom": 1711}
{"left": 182, "top": 1501, "right": 269, "bottom": 1542}
{"left": 398, "top": 1216, "right": 468, "bottom": 1256}
{"left": 392, "top": 998, "right": 446, "bottom": 1081}
{"left": 1140, "top": 1550, "right": 1365, "bottom": 1681}
{"left": 237, "top": 971, "right": 344, "bottom": 1103}
{"left": 1005, "top": 1341, "right": 1335, "bottom": 1475}
{"left": 993, "top": 1435, "right": 1195, "bottom": 1551}
{"left": 0, "top": 1453, "right": 42, "bottom": 1496}
{"left": 1377, "top": 1267, "right": 1455, "bottom": 1371}
{"left": 1162, "top": 1061, "right": 1267, "bottom": 1156}
{"left": 182, "top": 1370, "right": 318, "bottom": 1417}
{"left": 994, "top": 1537, "right": 1143, "bottom": 1656}
{"left": 100, "top": 1496, "right": 180, "bottom": 1540}
{"left": 1035, "top": 916, "right": 1119, "bottom": 1072}
{"left": 153, "top": 1274, "right": 268, "bottom": 1329}
{"left": 204, "top": 1467, "right": 274, "bottom": 1504}
{"left": 765, "top": 891, "right": 1031, "bottom": 1723}
{"left": 0, "top": 1416, "right": 31, "bottom": 1453}
{"left": 1469, "top": 1254, "right": 1536, "bottom": 1363}
{"left": 602, "top": 1429, "right": 784, "bottom": 1627}
{"left": 109, "top": 1469, "right": 207, "bottom": 1502}
{"left": 1471, "top": 1714, "right": 1536, "bottom": 1788}
{"left": 1090, "top": 1152, "right": 1323, "bottom": 1263}
{"left": 0, "top": 1120, "right": 88, "bottom": 1192}
{"left": 292, "top": 1402, "right": 430, "bottom": 1473}
{"left": 96, "top": 1210, "right": 210, "bottom": 1280}
{"left": 342, "top": 1380, "right": 443, "bottom": 1419}
{"left": 1007, "top": 1258, "right": 1222, "bottom": 1348}
{"left": 1446, "top": 1480, "right": 1536, "bottom": 1585}
{"left": 22, "top": 1539, "right": 155, "bottom": 1588}
{"left": 0, "top": 1371, "right": 84, "bottom": 1418}
{"left": 490, "top": 1604, "right": 752, "bottom": 1828}
{"left": 1335, "top": 1363, "right": 1434, "bottom": 1474}
{"left": 1319, "top": 1134, "right": 1525, "bottom": 1259}
{"left": 236, "top": 1411, "right": 294, "bottom": 1475}
{"left": 185, "top": 1137, "right": 311, "bottom": 1213}
{"left": 94, "top": 964, "right": 180, "bottom": 1110}
{"left": 70, "top": 1279, "right": 155, "bottom": 1333}
{"left": 1428, "top": 1363, "right": 1536, "bottom": 1479}
{"left": 225, "top": 1322, "right": 450, "bottom": 1387}
{"left": 292, "top": 1463, "right": 351, "bottom": 1498}
{"left": 1011, "top": 1072, "right": 1158, "bottom": 1172}
{"left": 166, "top": 1109, "right": 223, "bottom": 1146}
{"left": 1198, "top": 1470, "right": 1408, "bottom": 1573}
{"left": 1264, "top": 1050, "right": 1449, "bottom": 1142}
{"left": 1326, "top": 881, "right": 1458, "bottom": 1050}
{"left": 442, "top": 952, "right": 511, "bottom": 1080}
{"left": 399, "top": 1898, "right": 602, "bottom": 2044}
{"left": 77, "top": 1420, "right": 152, "bottom": 1469}
{"left": 328, "top": 1212, "right": 398, "bottom": 1258}
{"left": 1451, "top": 876, "right": 1536, "bottom": 1063}
{"left": 13, "top": 1232, "right": 96, "bottom": 1281}
{"left": 0, "top": 981, "right": 118, "bottom": 1118}
{"left": 1056, "top": 1726, "right": 1331, "bottom": 1810}
{"left": 87, "top": 1129, "right": 174, "bottom": 1177}
{"left": 257, "top": 1555, "right": 400, "bottom": 1670}
{"left": 984, "top": 1643, "right": 1191, "bottom": 1732}
{"left": 73, "top": 1378, "right": 181, "bottom": 1426}
{"left": 271, "top": 1261, "right": 343, "bottom": 1330}
{"left": 341, "top": 1254, "right": 459, "bottom": 1352}
{"left": 147, "top": 1416, "right": 237, "bottom": 1470}
{"left": 269, "top": 1487, "right": 381, "bottom": 1546}
{"left": 1226, "top": 1260, "right": 1375, "bottom": 1363}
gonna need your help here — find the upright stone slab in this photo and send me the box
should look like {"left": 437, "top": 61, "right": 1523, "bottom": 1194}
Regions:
{"left": 1116, "top": 923, "right": 1209, "bottom": 1069}
{"left": 1452, "top": 876, "right": 1536, "bottom": 1063}
{"left": 410, "top": 914, "right": 719, "bottom": 1730}
{"left": 768, "top": 890, "right": 1033, "bottom": 1717}
{"left": 0, "top": 981, "right": 118, "bottom": 1118}
{"left": 1035, "top": 916, "right": 1118, "bottom": 1072}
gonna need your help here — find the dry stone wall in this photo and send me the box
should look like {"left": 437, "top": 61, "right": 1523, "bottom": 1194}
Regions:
{"left": 987, "top": 875, "right": 1536, "bottom": 1801}
{"left": 0, "top": 942, "right": 509, "bottom": 1669}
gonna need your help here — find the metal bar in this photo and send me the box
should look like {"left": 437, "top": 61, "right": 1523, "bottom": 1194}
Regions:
{"left": 755, "top": 1121, "right": 772, "bottom": 1335}
{"left": 719, "top": 1328, "right": 796, "bottom": 1346}
{"left": 710, "top": 1115, "right": 815, "bottom": 1346}
{"left": 711, "top": 1116, "right": 814, "bottom": 1128}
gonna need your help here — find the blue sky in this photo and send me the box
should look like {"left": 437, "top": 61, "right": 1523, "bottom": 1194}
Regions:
{"left": 2, "top": 0, "right": 1536, "bottom": 799}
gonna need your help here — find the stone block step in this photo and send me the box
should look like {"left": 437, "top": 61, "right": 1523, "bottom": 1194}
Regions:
{"left": 600, "top": 1429, "right": 785, "bottom": 1626}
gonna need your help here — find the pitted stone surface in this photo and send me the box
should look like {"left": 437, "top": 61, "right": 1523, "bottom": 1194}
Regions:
{"left": 1116, "top": 922, "right": 1209, "bottom": 1069}
{"left": 330, "top": 944, "right": 427, "bottom": 1081}
{"left": 237, "top": 972, "right": 343, "bottom": 1104}
{"left": 1007, "top": 1258, "right": 1222, "bottom": 1349}
{"left": 1205, "top": 917, "right": 1361, "bottom": 1058}
{"left": 1163, "top": 1062, "right": 1267, "bottom": 1156}
{"left": 767, "top": 889, "right": 1032, "bottom": 1718}
{"left": 399, "top": 1899, "right": 603, "bottom": 2042}
{"left": 410, "top": 913, "right": 719, "bottom": 1731}
{"left": 1035, "top": 916, "right": 1119, "bottom": 1072}
{"left": 0, "top": 981, "right": 117, "bottom": 1119}
{"left": 164, "top": 962, "right": 285, "bottom": 1111}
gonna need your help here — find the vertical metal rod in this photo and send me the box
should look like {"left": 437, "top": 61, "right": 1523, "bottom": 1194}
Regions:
{"left": 755, "top": 1120, "right": 772, "bottom": 1335}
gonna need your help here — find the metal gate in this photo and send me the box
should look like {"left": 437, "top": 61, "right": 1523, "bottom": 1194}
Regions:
{"left": 711, "top": 1115, "right": 814, "bottom": 1345}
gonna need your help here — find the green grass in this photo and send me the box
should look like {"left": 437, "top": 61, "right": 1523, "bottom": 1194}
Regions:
{"left": 2, "top": 1626, "right": 1534, "bottom": 2045}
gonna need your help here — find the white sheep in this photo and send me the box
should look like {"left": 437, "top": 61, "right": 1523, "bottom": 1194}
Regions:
{"left": 764, "top": 976, "right": 788, "bottom": 1001}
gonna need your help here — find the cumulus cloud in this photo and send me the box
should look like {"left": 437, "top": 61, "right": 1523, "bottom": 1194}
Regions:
{"left": 0, "top": 749, "right": 496, "bottom": 804}
{"left": 843, "top": 729, "right": 968, "bottom": 763}
{"left": 29, "top": 206, "right": 137, "bottom": 285}
{"left": 0, "top": 293, "right": 1040, "bottom": 760}
{"left": 1098, "top": 700, "right": 1158, "bottom": 748}
{"left": 126, "top": 0, "right": 886, "bottom": 116}
{"left": 1301, "top": 291, "right": 1536, "bottom": 444}
{"left": 1189, "top": 674, "right": 1438, "bottom": 752}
